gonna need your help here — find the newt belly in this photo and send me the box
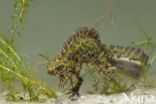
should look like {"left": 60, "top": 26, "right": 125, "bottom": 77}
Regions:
{"left": 47, "top": 27, "right": 149, "bottom": 97}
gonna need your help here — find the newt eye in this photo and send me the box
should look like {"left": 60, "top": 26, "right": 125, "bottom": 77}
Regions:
{"left": 56, "top": 64, "right": 64, "bottom": 71}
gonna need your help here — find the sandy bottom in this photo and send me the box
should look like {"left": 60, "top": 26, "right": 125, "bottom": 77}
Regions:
{"left": 0, "top": 88, "right": 156, "bottom": 104}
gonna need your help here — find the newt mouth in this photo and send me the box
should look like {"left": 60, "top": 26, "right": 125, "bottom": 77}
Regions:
{"left": 47, "top": 70, "right": 57, "bottom": 75}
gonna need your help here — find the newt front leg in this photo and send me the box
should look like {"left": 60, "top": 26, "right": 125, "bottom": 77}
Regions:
{"left": 67, "top": 75, "right": 83, "bottom": 98}
{"left": 66, "top": 64, "right": 83, "bottom": 98}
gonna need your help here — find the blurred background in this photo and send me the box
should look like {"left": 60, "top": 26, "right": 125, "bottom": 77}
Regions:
{"left": 0, "top": 0, "right": 156, "bottom": 92}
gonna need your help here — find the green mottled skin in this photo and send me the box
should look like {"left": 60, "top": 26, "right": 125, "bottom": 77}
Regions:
{"left": 47, "top": 27, "right": 149, "bottom": 97}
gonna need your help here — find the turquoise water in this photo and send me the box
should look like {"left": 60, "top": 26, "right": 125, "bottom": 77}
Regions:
{"left": 0, "top": 0, "right": 156, "bottom": 91}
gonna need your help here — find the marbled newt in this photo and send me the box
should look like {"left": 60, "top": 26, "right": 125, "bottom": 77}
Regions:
{"left": 47, "top": 27, "right": 149, "bottom": 97}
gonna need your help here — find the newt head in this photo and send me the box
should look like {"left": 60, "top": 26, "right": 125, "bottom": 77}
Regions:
{"left": 47, "top": 56, "right": 77, "bottom": 89}
{"left": 47, "top": 56, "right": 75, "bottom": 76}
{"left": 47, "top": 57, "right": 64, "bottom": 75}
{"left": 38, "top": 53, "right": 66, "bottom": 75}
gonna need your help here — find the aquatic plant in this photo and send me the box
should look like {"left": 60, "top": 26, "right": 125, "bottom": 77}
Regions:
{"left": 130, "top": 31, "right": 156, "bottom": 88}
{"left": 0, "top": 34, "right": 56, "bottom": 101}
{"left": 131, "top": 36, "right": 156, "bottom": 65}
{"left": 92, "top": 0, "right": 112, "bottom": 29}
{"left": 0, "top": 0, "right": 57, "bottom": 101}
{"left": 11, "top": 0, "right": 33, "bottom": 43}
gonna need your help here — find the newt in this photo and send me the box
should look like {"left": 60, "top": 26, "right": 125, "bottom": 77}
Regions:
{"left": 46, "top": 27, "right": 149, "bottom": 97}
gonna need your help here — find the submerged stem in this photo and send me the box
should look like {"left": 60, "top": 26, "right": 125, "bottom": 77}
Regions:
{"left": 0, "top": 65, "right": 28, "bottom": 82}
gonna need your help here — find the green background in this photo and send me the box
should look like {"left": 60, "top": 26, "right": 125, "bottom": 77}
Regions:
{"left": 0, "top": 0, "right": 155, "bottom": 91}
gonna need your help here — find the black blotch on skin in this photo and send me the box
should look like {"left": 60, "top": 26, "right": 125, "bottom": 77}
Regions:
{"left": 68, "top": 54, "right": 78, "bottom": 63}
